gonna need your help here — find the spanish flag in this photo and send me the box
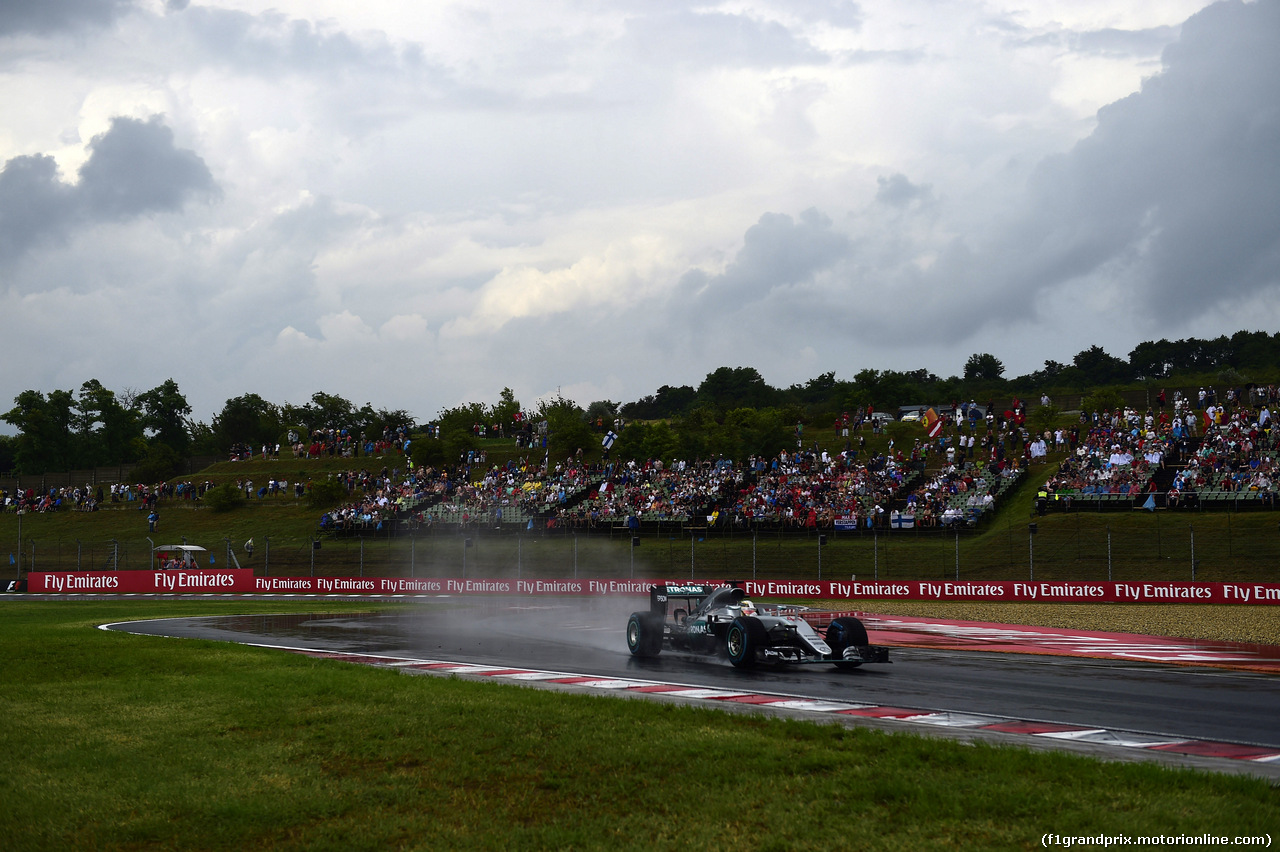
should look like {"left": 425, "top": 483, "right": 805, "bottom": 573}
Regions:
{"left": 925, "top": 408, "right": 943, "bottom": 438}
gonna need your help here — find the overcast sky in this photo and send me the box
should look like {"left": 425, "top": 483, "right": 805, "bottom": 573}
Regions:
{"left": 2, "top": 0, "right": 1277, "bottom": 425}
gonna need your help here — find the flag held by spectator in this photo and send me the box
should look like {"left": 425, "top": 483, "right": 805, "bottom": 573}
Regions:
{"left": 1143, "top": 494, "right": 1156, "bottom": 511}
{"left": 602, "top": 430, "right": 617, "bottom": 449}
{"left": 924, "top": 408, "right": 943, "bottom": 438}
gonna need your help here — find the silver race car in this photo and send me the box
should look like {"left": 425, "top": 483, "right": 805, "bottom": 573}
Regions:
{"left": 626, "top": 582, "right": 890, "bottom": 669}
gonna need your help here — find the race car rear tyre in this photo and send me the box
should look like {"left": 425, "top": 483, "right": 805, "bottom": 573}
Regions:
{"left": 627, "top": 612, "right": 663, "bottom": 657}
{"left": 726, "top": 616, "right": 768, "bottom": 669}
{"left": 826, "top": 616, "right": 869, "bottom": 670}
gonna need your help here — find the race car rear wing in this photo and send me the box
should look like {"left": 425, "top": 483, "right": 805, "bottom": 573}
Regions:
{"left": 648, "top": 582, "right": 744, "bottom": 617}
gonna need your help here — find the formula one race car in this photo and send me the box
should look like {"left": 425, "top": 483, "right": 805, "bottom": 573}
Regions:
{"left": 626, "top": 582, "right": 890, "bottom": 669}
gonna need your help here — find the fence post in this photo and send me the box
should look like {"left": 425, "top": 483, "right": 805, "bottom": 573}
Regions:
{"left": 1028, "top": 523, "right": 1037, "bottom": 581}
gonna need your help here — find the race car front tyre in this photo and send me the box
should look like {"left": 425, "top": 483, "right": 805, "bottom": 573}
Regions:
{"left": 726, "top": 616, "right": 768, "bottom": 668}
{"left": 825, "top": 616, "right": 869, "bottom": 670}
{"left": 627, "top": 612, "right": 663, "bottom": 657}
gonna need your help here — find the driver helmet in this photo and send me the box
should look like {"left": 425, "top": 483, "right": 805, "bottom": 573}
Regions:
{"left": 740, "top": 599, "right": 756, "bottom": 616}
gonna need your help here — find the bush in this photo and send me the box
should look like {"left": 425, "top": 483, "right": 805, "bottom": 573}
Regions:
{"left": 305, "top": 477, "right": 347, "bottom": 509}
{"left": 1028, "top": 403, "right": 1062, "bottom": 435}
{"left": 202, "top": 483, "right": 245, "bottom": 513}
{"left": 409, "top": 432, "right": 444, "bottom": 468}
{"left": 1081, "top": 389, "right": 1123, "bottom": 415}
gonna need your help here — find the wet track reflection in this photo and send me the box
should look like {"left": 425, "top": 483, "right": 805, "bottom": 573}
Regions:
{"left": 109, "top": 599, "right": 1280, "bottom": 749}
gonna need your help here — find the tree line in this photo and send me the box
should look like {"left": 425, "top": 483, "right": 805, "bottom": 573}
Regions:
{"left": 622, "top": 331, "right": 1280, "bottom": 420}
{"left": 3, "top": 329, "right": 1278, "bottom": 475}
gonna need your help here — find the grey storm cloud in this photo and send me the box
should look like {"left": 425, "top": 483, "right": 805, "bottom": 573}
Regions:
{"left": 1025, "top": 0, "right": 1278, "bottom": 316}
{"left": 904, "top": 0, "right": 1280, "bottom": 331}
{"left": 686, "top": 208, "right": 850, "bottom": 306}
{"left": 0, "top": 0, "right": 133, "bottom": 36}
{"left": 1073, "top": 25, "right": 1180, "bottom": 57}
{"left": 0, "top": 115, "right": 215, "bottom": 262}
{"left": 1020, "top": 25, "right": 1180, "bottom": 59}
{"left": 664, "top": 0, "right": 1280, "bottom": 348}
{"left": 175, "top": 6, "right": 374, "bottom": 74}
{"left": 623, "top": 9, "right": 830, "bottom": 69}
{"left": 786, "top": 0, "right": 863, "bottom": 29}
{"left": 875, "top": 173, "right": 932, "bottom": 208}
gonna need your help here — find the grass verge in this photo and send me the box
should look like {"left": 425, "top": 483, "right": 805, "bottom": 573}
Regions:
{"left": 1, "top": 600, "right": 1276, "bottom": 851}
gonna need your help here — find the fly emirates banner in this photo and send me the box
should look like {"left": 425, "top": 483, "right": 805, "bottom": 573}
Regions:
{"left": 22, "top": 572, "right": 1280, "bottom": 604}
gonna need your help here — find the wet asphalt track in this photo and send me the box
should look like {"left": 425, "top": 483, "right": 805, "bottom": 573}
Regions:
{"left": 104, "top": 596, "right": 1280, "bottom": 750}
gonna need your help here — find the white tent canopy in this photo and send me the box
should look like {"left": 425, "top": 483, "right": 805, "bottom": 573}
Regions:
{"left": 154, "top": 545, "right": 208, "bottom": 567}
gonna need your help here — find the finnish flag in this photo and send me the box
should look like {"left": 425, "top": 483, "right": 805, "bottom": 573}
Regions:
{"left": 602, "top": 430, "right": 617, "bottom": 449}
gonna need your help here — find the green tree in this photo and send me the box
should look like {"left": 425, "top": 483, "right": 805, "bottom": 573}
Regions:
{"left": 353, "top": 404, "right": 412, "bottom": 439}
{"left": 621, "top": 384, "right": 696, "bottom": 420}
{"left": 74, "top": 379, "right": 143, "bottom": 466}
{"left": 537, "top": 395, "right": 592, "bottom": 456}
{"left": 963, "top": 353, "right": 1005, "bottom": 382}
{"left": 212, "top": 393, "right": 282, "bottom": 452}
{"left": 130, "top": 443, "right": 182, "bottom": 483}
{"left": 1072, "top": 346, "right": 1131, "bottom": 386}
{"left": 436, "top": 401, "right": 487, "bottom": 432}
{"left": 491, "top": 387, "right": 521, "bottom": 424}
{"left": 301, "top": 392, "right": 356, "bottom": 431}
{"left": 617, "top": 421, "right": 679, "bottom": 462}
{"left": 585, "top": 400, "right": 618, "bottom": 431}
{"left": 0, "top": 435, "right": 16, "bottom": 473}
{"left": 1127, "top": 339, "right": 1179, "bottom": 380}
{"left": 137, "top": 379, "right": 192, "bottom": 454}
{"left": 3, "top": 389, "right": 76, "bottom": 472}
{"left": 697, "top": 367, "right": 779, "bottom": 411}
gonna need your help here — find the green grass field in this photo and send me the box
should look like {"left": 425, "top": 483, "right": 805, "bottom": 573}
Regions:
{"left": 1, "top": 600, "right": 1275, "bottom": 851}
